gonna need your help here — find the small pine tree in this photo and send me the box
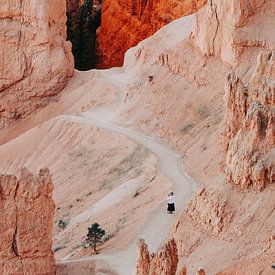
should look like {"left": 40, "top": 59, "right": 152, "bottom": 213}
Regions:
{"left": 58, "top": 219, "right": 68, "bottom": 229}
{"left": 86, "top": 223, "right": 105, "bottom": 253}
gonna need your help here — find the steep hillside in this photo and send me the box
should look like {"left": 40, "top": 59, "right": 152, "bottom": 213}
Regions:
{"left": 0, "top": 0, "right": 274, "bottom": 274}
{"left": 124, "top": 0, "right": 274, "bottom": 273}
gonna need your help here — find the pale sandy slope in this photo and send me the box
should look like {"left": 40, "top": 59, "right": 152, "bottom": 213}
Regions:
{"left": 0, "top": 15, "right": 198, "bottom": 275}
{"left": 57, "top": 68, "right": 197, "bottom": 274}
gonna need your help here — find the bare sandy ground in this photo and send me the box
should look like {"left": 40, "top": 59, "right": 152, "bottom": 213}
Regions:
{"left": 56, "top": 69, "right": 197, "bottom": 274}
{"left": 0, "top": 70, "right": 197, "bottom": 274}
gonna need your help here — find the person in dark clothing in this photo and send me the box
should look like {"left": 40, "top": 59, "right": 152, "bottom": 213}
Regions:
{"left": 167, "top": 192, "right": 175, "bottom": 214}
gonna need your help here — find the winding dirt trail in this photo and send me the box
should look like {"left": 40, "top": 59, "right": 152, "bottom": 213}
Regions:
{"left": 57, "top": 69, "right": 197, "bottom": 274}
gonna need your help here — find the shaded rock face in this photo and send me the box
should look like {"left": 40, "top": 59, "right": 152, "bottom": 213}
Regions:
{"left": 136, "top": 239, "right": 178, "bottom": 275}
{"left": 136, "top": 239, "right": 208, "bottom": 274}
{"left": 97, "top": 0, "right": 206, "bottom": 68}
{"left": 192, "top": 0, "right": 275, "bottom": 66}
{"left": 221, "top": 50, "right": 275, "bottom": 190}
{"left": 0, "top": 168, "right": 55, "bottom": 275}
{"left": 0, "top": 0, "right": 74, "bottom": 127}
{"left": 66, "top": 0, "right": 82, "bottom": 13}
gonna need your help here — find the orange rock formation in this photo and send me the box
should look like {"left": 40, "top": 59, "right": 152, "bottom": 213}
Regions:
{"left": 97, "top": 0, "right": 206, "bottom": 68}
{"left": 136, "top": 239, "right": 208, "bottom": 274}
{"left": 221, "top": 50, "right": 274, "bottom": 190}
{"left": 136, "top": 238, "right": 178, "bottom": 275}
{"left": 0, "top": 0, "right": 74, "bottom": 128}
{"left": 0, "top": 168, "right": 55, "bottom": 274}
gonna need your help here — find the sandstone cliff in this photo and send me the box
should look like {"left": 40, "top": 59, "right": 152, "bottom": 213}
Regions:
{"left": 221, "top": 50, "right": 274, "bottom": 190}
{"left": 192, "top": 0, "right": 275, "bottom": 66}
{"left": 0, "top": 168, "right": 55, "bottom": 275}
{"left": 97, "top": 0, "right": 206, "bottom": 68}
{"left": 0, "top": 0, "right": 74, "bottom": 128}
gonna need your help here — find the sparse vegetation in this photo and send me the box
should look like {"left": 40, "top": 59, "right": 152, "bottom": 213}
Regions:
{"left": 180, "top": 123, "right": 194, "bottom": 133}
{"left": 58, "top": 219, "right": 69, "bottom": 229}
{"left": 133, "top": 186, "right": 143, "bottom": 198}
{"left": 86, "top": 223, "right": 106, "bottom": 253}
{"left": 197, "top": 105, "right": 209, "bottom": 119}
{"left": 102, "top": 233, "right": 115, "bottom": 242}
{"left": 53, "top": 245, "right": 65, "bottom": 253}
{"left": 133, "top": 189, "right": 140, "bottom": 197}
{"left": 66, "top": 0, "right": 102, "bottom": 70}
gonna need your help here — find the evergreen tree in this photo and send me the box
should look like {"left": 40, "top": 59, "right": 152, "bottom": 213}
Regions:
{"left": 66, "top": 0, "right": 99, "bottom": 71}
{"left": 86, "top": 223, "right": 105, "bottom": 253}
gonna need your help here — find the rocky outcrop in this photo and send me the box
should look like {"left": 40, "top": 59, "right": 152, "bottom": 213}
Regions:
{"left": 0, "top": 168, "right": 55, "bottom": 274}
{"left": 184, "top": 187, "right": 233, "bottom": 236}
{"left": 221, "top": 50, "right": 275, "bottom": 190}
{"left": 136, "top": 239, "right": 208, "bottom": 274}
{"left": 192, "top": 0, "right": 275, "bottom": 66}
{"left": 0, "top": 0, "right": 74, "bottom": 127}
{"left": 172, "top": 186, "right": 233, "bottom": 257}
{"left": 216, "top": 235, "right": 275, "bottom": 274}
{"left": 97, "top": 0, "right": 206, "bottom": 68}
{"left": 136, "top": 238, "right": 178, "bottom": 275}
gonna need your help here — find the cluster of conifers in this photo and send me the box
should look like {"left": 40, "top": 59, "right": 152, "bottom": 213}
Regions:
{"left": 66, "top": 0, "right": 102, "bottom": 71}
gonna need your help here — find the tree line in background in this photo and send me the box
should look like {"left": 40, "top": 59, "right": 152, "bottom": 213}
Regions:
{"left": 67, "top": 0, "right": 102, "bottom": 71}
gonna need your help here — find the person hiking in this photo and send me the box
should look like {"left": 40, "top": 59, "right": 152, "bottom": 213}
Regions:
{"left": 167, "top": 192, "right": 175, "bottom": 214}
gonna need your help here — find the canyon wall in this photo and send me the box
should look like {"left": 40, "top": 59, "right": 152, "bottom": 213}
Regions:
{"left": 0, "top": 168, "right": 55, "bottom": 274}
{"left": 170, "top": 50, "right": 274, "bottom": 273}
{"left": 0, "top": 0, "right": 74, "bottom": 128}
{"left": 221, "top": 50, "right": 274, "bottom": 190}
{"left": 97, "top": 0, "right": 206, "bottom": 68}
{"left": 192, "top": 0, "right": 275, "bottom": 66}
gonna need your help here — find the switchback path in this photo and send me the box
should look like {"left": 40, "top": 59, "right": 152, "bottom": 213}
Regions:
{"left": 57, "top": 69, "right": 197, "bottom": 274}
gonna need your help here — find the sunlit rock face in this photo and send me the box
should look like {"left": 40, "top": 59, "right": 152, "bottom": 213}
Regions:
{"left": 0, "top": 168, "right": 55, "bottom": 275}
{"left": 221, "top": 50, "right": 274, "bottom": 190}
{"left": 0, "top": 0, "right": 74, "bottom": 127}
{"left": 97, "top": 0, "right": 206, "bottom": 68}
{"left": 192, "top": 0, "right": 275, "bottom": 66}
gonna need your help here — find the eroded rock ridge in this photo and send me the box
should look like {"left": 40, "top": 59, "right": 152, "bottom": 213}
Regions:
{"left": 221, "top": 50, "right": 274, "bottom": 190}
